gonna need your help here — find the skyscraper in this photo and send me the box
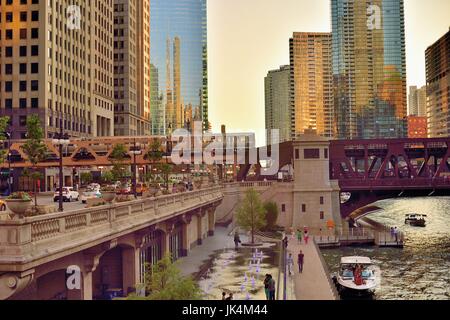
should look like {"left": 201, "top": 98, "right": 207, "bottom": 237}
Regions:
{"left": 290, "top": 32, "right": 333, "bottom": 138}
{"left": 150, "top": 64, "right": 165, "bottom": 136}
{"left": 0, "top": 0, "right": 114, "bottom": 139}
{"left": 113, "top": 0, "right": 151, "bottom": 136}
{"left": 331, "top": 0, "right": 407, "bottom": 139}
{"left": 409, "top": 85, "right": 427, "bottom": 116}
{"left": 150, "top": 0, "right": 208, "bottom": 134}
{"left": 426, "top": 28, "right": 450, "bottom": 138}
{"left": 265, "top": 65, "right": 291, "bottom": 143}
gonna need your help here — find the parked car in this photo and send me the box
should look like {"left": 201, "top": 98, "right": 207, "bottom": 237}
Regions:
{"left": 80, "top": 187, "right": 102, "bottom": 204}
{"left": 118, "top": 184, "right": 131, "bottom": 194}
{"left": 53, "top": 187, "right": 80, "bottom": 202}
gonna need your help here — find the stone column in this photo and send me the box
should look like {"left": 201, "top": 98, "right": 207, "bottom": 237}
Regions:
{"left": 122, "top": 246, "right": 140, "bottom": 295}
{"left": 208, "top": 208, "right": 215, "bottom": 236}
{"left": 180, "top": 222, "right": 189, "bottom": 257}
{"left": 197, "top": 212, "right": 203, "bottom": 245}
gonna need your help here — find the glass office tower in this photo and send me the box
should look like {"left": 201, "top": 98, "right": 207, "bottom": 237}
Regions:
{"left": 150, "top": 0, "right": 208, "bottom": 135}
{"left": 331, "top": 0, "right": 407, "bottom": 139}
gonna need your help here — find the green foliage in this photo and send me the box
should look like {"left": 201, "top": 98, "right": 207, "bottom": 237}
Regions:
{"left": 7, "top": 192, "right": 32, "bottom": 201}
{"left": 263, "top": 201, "right": 279, "bottom": 231}
{"left": 128, "top": 254, "right": 203, "bottom": 300}
{"left": 147, "top": 139, "right": 164, "bottom": 164}
{"left": 0, "top": 116, "right": 10, "bottom": 164}
{"left": 101, "top": 171, "right": 114, "bottom": 184}
{"left": 21, "top": 115, "right": 48, "bottom": 166}
{"left": 80, "top": 172, "right": 93, "bottom": 185}
{"left": 109, "top": 144, "right": 129, "bottom": 181}
{"left": 20, "top": 116, "right": 48, "bottom": 207}
{"left": 236, "top": 188, "right": 267, "bottom": 243}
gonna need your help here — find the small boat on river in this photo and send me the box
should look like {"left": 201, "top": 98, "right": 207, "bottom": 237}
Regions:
{"left": 404, "top": 214, "right": 426, "bottom": 227}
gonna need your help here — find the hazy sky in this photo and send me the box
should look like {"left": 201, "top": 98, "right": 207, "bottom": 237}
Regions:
{"left": 207, "top": 0, "right": 450, "bottom": 145}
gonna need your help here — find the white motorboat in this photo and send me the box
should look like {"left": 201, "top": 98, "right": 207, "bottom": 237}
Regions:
{"left": 334, "top": 256, "right": 379, "bottom": 295}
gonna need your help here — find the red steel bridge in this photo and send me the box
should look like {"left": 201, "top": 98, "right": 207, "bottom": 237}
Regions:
{"left": 238, "top": 138, "right": 450, "bottom": 218}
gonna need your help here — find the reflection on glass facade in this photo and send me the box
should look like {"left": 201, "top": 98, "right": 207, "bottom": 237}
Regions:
{"left": 150, "top": 0, "right": 208, "bottom": 135}
{"left": 332, "top": 0, "right": 407, "bottom": 139}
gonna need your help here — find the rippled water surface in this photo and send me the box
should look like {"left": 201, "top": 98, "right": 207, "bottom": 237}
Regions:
{"left": 322, "top": 197, "right": 450, "bottom": 300}
{"left": 198, "top": 245, "right": 280, "bottom": 300}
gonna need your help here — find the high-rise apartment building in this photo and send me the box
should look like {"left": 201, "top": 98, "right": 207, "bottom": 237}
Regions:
{"left": 409, "top": 85, "right": 427, "bottom": 116}
{"left": 113, "top": 0, "right": 151, "bottom": 136}
{"left": 426, "top": 28, "right": 450, "bottom": 138}
{"left": 332, "top": 0, "right": 407, "bottom": 139}
{"left": 290, "top": 32, "right": 333, "bottom": 138}
{"left": 150, "top": 0, "right": 208, "bottom": 134}
{"left": 0, "top": 0, "right": 114, "bottom": 139}
{"left": 265, "top": 65, "right": 291, "bottom": 143}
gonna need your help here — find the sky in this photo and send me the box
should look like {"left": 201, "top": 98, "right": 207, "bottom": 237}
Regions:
{"left": 207, "top": 0, "right": 450, "bottom": 146}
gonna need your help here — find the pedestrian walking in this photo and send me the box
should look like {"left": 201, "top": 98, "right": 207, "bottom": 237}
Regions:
{"left": 394, "top": 227, "right": 399, "bottom": 243}
{"left": 234, "top": 231, "right": 241, "bottom": 249}
{"left": 222, "top": 292, "right": 227, "bottom": 300}
{"left": 263, "top": 274, "right": 271, "bottom": 300}
{"left": 287, "top": 253, "right": 294, "bottom": 275}
{"left": 304, "top": 230, "right": 309, "bottom": 245}
{"left": 282, "top": 235, "right": 288, "bottom": 249}
{"left": 296, "top": 229, "right": 302, "bottom": 244}
{"left": 298, "top": 250, "right": 304, "bottom": 273}
{"left": 390, "top": 227, "right": 394, "bottom": 239}
{"left": 268, "top": 275, "right": 276, "bottom": 300}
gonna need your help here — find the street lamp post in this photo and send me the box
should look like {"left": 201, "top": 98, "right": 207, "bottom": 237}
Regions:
{"left": 5, "top": 131, "right": 12, "bottom": 195}
{"left": 52, "top": 117, "right": 70, "bottom": 212}
{"left": 130, "top": 138, "right": 142, "bottom": 199}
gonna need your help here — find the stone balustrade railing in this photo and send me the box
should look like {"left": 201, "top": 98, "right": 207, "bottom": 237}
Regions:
{"left": 0, "top": 186, "right": 223, "bottom": 267}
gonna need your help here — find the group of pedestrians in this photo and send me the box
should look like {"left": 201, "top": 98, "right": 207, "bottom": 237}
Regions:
{"left": 390, "top": 226, "right": 399, "bottom": 242}
{"left": 295, "top": 227, "right": 309, "bottom": 244}
{"left": 286, "top": 251, "right": 304, "bottom": 275}
{"left": 263, "top": 274, "right": 276, "bottom": 300}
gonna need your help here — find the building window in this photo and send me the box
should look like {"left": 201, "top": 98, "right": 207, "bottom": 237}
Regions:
{"left": 302, "top": 204, "right": 306, "bottom": 213}
{"left": 320, "top": 196, "right": 324, "bottom": 205}
{"left": 19, "top": 81, "right": 27, "bottom": 91}
{"left": 282, "top": 204, "right": 286, "bottom": 212}
{"left": 5, "top": 64, "right": 13, "bottom": 74}
{"left": 20, "top": 63, "right": 27, "bottom": 74}
{"left": 20, "top": 11, "right": 27, "bottom": 22}
{"left": 5, "top": 82, "right": 13, "bottom": 92}
{"left": 304, "top": 148, "right": 320, "bottom": 159}
{"left": 5, "top": 99, "right": 13, "bottom": 109}
{"left": 31, "top": 28, "right": 38, "bottom": 39}
{"left": 324, "top": 148, "right": 328, "bottom": 159}
{"left": 20, "top": 29, "right": 27, "bottom": 39}
{"left": 295, "top": 148, "right": 300, "bottom": 159}
{"left": 19, "top": 98, "right": 27, "bottom": 109}
{"left": 31, "top": 98, "right": 38, "bottom": 108}
{"left": 31, "top": 45, "right": 38, "bottom": 56}
{"left": 6, "top": 29, "right": 13, "bottom": 40}
{"left": 20, "top": 46, "right": 27, "bottom": 56}
{"left": 31, "top": 80, "right": 38, "bottom": 91}
{"left": 31, "top": 11, "right": 39, "bottom": 21}
{"left": 5, "top": 46, "right": 13, "bottom": 57}
{"left": 6, "top": 12, "right": 13, "bottom": 23}
{"left": 320, "top": 211, "right": 324, "bottom": 220}
{"left": 31, "top": 63, "right": 38, "bottom": 73}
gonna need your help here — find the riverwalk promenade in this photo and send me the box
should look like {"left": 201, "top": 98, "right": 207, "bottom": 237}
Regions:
{"left": 287, "top": 237, "right": 337, "bottom": 300}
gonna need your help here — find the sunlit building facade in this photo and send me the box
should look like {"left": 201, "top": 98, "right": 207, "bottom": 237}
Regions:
{"left": 331, "top": 0, "right": 407, "bottom": 139}
{"left": 0, "top": 0, "right": 114, "bottom": 139}
{"left": 113, "top": 0, "right": 151, "bottom": 136}
{"left": 408, "top": 85, "right": 427, "bottom": 116}
{"left": 290, "top": 32, "right": 334, "bottom": 138}
{"left": 265, "top": 65, "right": 291, "bottom": 143}
{"left": 426, "top": 29, "right": 450, "bottom": 138}
{"left": 150, "top": 0, "right": 208, "bottom": 134}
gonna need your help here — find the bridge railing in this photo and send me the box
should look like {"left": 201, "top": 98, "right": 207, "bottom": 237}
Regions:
{"left": 0, "top": 186, "right": 223, "bottom": 254}
{"left": 339, "top": 177, "right": 450, "bottom": 189}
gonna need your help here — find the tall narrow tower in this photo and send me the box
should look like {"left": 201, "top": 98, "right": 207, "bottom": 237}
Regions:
{"left": 166, "top": 37, "right": 174, "bottom": 133}
{"left": 173, "top": 37, "right": 183, "bottom": 129}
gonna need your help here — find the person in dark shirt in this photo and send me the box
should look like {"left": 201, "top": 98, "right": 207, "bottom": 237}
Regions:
{"left": 298, "top": 250, "right": 304, "bottom": 273}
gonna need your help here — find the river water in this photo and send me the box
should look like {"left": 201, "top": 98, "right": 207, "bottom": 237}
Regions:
{"left": 322, "top": 197, "right": 450, "bottom": 300}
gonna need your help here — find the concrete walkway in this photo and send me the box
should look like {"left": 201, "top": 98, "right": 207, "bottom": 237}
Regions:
{"left": 287, "top": 237, "right": 336, "bottom": 300}
{"left": 177, "top": 226, "right": 236, "bottom": 277}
